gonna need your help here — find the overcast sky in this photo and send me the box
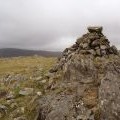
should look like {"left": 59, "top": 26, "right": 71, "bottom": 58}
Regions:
{"left": 0, "top": 0, "right": 120, "bottom": 51}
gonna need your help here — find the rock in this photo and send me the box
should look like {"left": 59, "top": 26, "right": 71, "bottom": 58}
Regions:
{"left": 0, "top": 105, "right": 7, "bottom": 111}
{"left": 101, "top": 49, "right": 107, "bottom": 56}
{"left": 36, "top": 27, "right": 120, "bottom": 120}
{"left": 110, "top": 45, "right": 118, "bottom": 55}
{"left": 35, "top": 76, "right": 42, "bottom": 81}
{"left": 91, "top": 39, "right": 100, "bottom": 47}
{"left": 37, "top": 91, "right": 42, "bottom": 96}
{"left": 76, "top": 38, "right": 83, "bottom": 44}
{"left": 82, "top": 43, "right": 89, "bottom": 49}
{"left": 99, "top": 61, "right": 120, "bottom": 120}
{"left": 49, "top": 64, "right": 60, "bottom": 73}
{"left": 0, "top": 104, "right": 7, "bottom": 118}
{"left": 100, "top": 45, "right": 107, "bottom": 50}
{"left": 20, "top": 107, "right": 25, "bottom": 114}
{"left": 19, "top": 88, "right": 34, "bottom": 96}
{"left": 14, "top": 116, "right": 26, "bottom": 120}
{"left": 95, "top": 46, "right": 100, "bottom": 50}
{"left": 6, "top": 91, "right": 15, "bottom": 100}
{"left": 79, "top": 50, "right": 89, "bottom": 54}
{"left": 40, "top": 79, "right": 47, "bottom": 84}
{"left": 88, "top": 49, "right": 96, "bottom": 56}
{"left": 10, "top": 102, "right": 18, "bottom": 109}
{"left": 88, "top": 26, "right": 103, "bottom": 33}
{"left": 88, "top": 33, "right": 100, "bottom": 41}
{"left": 79, "top": 49, "right": 96, "bottom": 56}
{"left": 71, "top": 44, "right": 79, "bottom": 49}
{"left": 96, "top": 49, "right": 101, "bottom": 56}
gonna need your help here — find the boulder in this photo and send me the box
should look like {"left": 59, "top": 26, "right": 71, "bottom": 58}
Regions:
{"left": 36, "top": 27, "right": 120, "bottom": 120}
{"left": 99, "top": 60, "right": 120, "bottom": 120}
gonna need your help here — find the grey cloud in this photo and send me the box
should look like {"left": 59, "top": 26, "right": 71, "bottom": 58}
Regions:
{"left": 0, "top": 0, "right": 120, "bottom": 51}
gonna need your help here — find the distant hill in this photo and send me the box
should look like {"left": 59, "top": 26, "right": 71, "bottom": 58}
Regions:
{"left": 0, "top": 48, "right": 61, "bottom": 57}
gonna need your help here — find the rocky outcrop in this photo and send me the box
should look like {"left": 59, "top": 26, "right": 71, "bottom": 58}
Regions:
{"left": 36, "top": 27, "right": 120, "bottom": 120}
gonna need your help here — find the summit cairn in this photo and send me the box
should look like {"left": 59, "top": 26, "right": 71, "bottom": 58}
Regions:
{"left": 49, "top": 26, "right": 118, "bottom": 73}
{"left": 36, "top": 27, "right": 120, "bottom": 120}
{"left": 76, "top": 26, "right": 118, "bottom": 57}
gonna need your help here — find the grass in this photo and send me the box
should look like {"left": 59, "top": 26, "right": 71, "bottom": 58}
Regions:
{"left": 0, "top": 56, "right": 56, "bottom": 75}
{"left": 0, "top": 55, "right": 57, "bottom": 120}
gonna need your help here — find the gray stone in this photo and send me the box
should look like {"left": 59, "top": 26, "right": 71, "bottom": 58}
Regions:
{"left": 6, "top": 92, "right": 15, "bottom": 100}
{"left": 88, "top": 26, "right": 103, "bottom": 33}
{"left": 19, "top": 88, "right": 34, "bottom": 96}
{"left": 99, "top": 60, "right": 120, "bottom": 120}
{"left": 95, "top": 46, "right": 100, "bottom": 50}
{"left": 111, "top": 45, "right": 118, "bottom": 55}
{"left": 101, "top": 49, "right": 107, "bottom": 55}
{"left": 100, "top": 45, "right": 107, "bottom": 50}
{"left": 14, "top": 116, "right": 26, "bottom": 120}
{"left": 76, "top": 38, "right": 83, "bottom": 44}
{"left": 49, "top": 64, "right": 59, "bottom": 73}
{"left": 0, "top": 105, "right": 7, "bottom": 111}
{"left": 36, "top": 27, "right": 120, "bottom": 120}
{"left": 0, "top": 104, "right": 7, "bottom": 118}
{"left": 91, "top": 39, "right": 100, "bottom": 47}
{"left": 82, "top": 43, "right": 89, "bottom": 49}
{"left": 96, "top": 49, "right": 101, "bottom": 56}
{"left": 88, "top": 33, "right": 100, "bottom": 41}
{"left": 88, "top": 49, "right": 96, "bottom": 56}
{"left": 79, "top": 50, "right": 89, "bottom": 54}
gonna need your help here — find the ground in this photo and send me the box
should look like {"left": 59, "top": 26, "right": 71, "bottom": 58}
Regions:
{"left": 0, "top": 56, "right": 56, "bottom": 120}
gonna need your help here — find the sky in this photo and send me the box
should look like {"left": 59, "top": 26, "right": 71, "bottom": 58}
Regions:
{"left": 0, "top": 0, "right": 120, "bottom": 51}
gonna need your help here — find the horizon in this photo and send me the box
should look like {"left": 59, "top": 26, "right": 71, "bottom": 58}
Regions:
{"left": 0, "top": 47, "right": 62, "bottom": 52}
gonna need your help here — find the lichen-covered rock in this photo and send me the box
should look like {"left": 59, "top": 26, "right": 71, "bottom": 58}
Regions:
{"left": 36, "top": 27, "right": 120, "bottom": 120}
{"left": 99, "top": 59, "right": 120, "bottom": 120}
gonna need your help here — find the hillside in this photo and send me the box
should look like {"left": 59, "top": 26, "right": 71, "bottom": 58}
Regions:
{"left": 0, "top": 48, "right": 61, "bottom": 57}
{"left": 0, "top": 27, "right": 120, "bottom": 120}
{"left": 0, "top": 56, "right": 57, "bottom": 120}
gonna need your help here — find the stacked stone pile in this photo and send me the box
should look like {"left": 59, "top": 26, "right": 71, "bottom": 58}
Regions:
{"left": 49, "top": 26, "right": 118, "bottom": 73}
{"left": 76, "top": 26, "right": 118, "bottom": 56}
{"left": 36, "top": 27, "right": 120, "bottom": 120}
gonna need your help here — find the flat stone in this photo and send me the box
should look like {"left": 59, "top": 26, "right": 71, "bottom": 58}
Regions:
{"left": 96, "top": 49, "right": 101, "bottom": 56}
{"left": 88, "top": 49, "right": 96, "bottom": 56}
{"left": 19, "top": 88, "right": 34, "bottom": 96}
{"left": 100, "top": 45, "right": 107, "bottom": 50}
{"left": 14, "top": 116, "right": 26, "bottom": 120}
{"left": 88, "top": 26, "right": 103, "bottom": 33}
{"left": 82, "top": 43, "right": 89, "bottom": 49}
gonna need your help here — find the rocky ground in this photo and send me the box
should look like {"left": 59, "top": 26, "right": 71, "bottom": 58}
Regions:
{"left": 36, "top": 27, "right": 120, "bottom": 120}
{"left": 0, "top": 27, "right": 120, "bottom": 120}
{"left": 0, "top": 56, "right": 57, "bottom": 120}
